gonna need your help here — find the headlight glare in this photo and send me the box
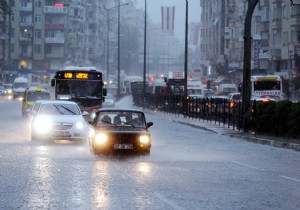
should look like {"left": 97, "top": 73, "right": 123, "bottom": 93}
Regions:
{"left": 139, "top": 135, "right": 150, "bottom": 144}
{"left": 76, "top": 121, "right": 84, "bottom": 129}
{"left": 33, "top": 116, "right": 52, "bottom": 134}
{"left": 94, "top": 133, "right": 108, "bottom": 144}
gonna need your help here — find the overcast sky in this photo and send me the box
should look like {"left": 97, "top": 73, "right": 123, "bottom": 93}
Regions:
{"left": 135, "top": 0, "right": 201, "bottom": 41}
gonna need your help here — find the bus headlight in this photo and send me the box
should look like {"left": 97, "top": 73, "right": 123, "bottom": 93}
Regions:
{"left": 139, "top": 135, "right": 150, "bottom": 144}
{"left": 94, "top": 133, "right": 108, "bottom": 144}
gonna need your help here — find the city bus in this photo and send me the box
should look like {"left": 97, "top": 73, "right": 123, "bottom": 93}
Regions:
{"left": 251, "top": 75, "right": 283, "bottom": 101}
{"left": 51, "top": 66, "right": 107, "bottom": 120}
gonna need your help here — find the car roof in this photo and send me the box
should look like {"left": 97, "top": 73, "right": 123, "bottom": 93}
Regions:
{"left": 35, "top": 100, "right": 78, "bottom": 105}
{"left": 26, "top": 86, "right": 50, "bottom": 93}
{"left": 98, "top": 108, "right": 144, "bottom": 113}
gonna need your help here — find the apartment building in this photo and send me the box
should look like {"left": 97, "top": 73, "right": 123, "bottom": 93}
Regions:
{"left": 7, "top": 0, "right": 107, "bottom": 72}
{"left": 200, "top": 0, "right": 300, "bottom": 81}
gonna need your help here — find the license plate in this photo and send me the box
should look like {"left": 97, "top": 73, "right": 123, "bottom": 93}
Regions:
{"left": 54, "top": 131, "right": 70, "bottom": 137}
{"left": 114, "top": 144, "right": 133, "bottom": 149}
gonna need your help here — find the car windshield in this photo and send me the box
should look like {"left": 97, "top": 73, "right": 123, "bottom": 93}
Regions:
{"left": 39, "top": 103, "right": 80, "bottom": 115}
{"left": 96, "top": 111, "right": 145, "bottom": 128}
{"left": 27, "top": 92, "right": 51, "bottom": 101}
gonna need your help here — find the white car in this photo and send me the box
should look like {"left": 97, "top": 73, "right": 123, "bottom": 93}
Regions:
{"left": 30, "top": 100, "right": 89, "bottom": 143}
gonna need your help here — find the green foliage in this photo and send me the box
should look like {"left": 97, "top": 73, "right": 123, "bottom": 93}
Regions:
{"left": 252, "top": 100, "right": 300, "bottom": 139}
{"left": 293, "top": 76, "right": 300, "bottom": 90}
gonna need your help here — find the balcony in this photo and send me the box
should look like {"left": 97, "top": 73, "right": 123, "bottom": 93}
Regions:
{"left": 270, "top": 19, "right": 282, "bottom": 29}
{"left": 19, "top": 52, "right": 32, "bottom": 58}
{"left": 44, "top": 23, "right": 65, "bottom": 29}
{"left": 19, "top": 37, "right": 32, "bottom": 42}
{"left": 20, "top": 22, "right": 33, "bottom": 27}
{"left": 45, "top": 37, "right": 65, "bottom": 44}
{"left": 45, "top": 53, "right": 64, "bottom": 58}
{"left": 20, "top": 6, "right": 33, "bottom": 12}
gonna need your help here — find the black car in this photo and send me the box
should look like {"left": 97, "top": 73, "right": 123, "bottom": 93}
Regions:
{"left": 89, "top": 108, "right": 153, "bottom": 155}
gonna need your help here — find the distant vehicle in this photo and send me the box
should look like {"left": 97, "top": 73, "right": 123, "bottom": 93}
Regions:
{"left": 102, "top": 94, "right": 116, "bottom": 107}
{"left": 251, "top": 75, "right": 283, "bottom": 101}
{"left": 187, "top": 80, "right": 203, "bottom": 96}
{"left": 121, "top": 76, "right": 143, "bottom": 95}
{"left": 30, "top": 100, "right": 89, "bottom": 143}
{"left": 51, "top": 66, "right": 107, "bottom": 121}
{"left": 13, "top": 77, "right": 29, "bottom": 100}
{"left": 0, "top": 85, "right": 7, "bottom": 96}
{"left": 218, "top": 83, "right": 237, "bottom": 95}
{"left": 3, "top": 83, "right": 13, "bottom": 96}
{"left": 22, "top": 86, "right": 51, "bottom": 117}
{"left": 89, "top": 108, "right": 153, "bottom": 155}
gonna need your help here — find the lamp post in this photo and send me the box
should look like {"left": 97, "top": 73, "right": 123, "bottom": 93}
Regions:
{"left": 184, "top": 0, "right": 188, "bottom": 97}
{"left": 242, "top": 0, "right": 258, "bottom": 132}
{"left": 117, "top": 0, "right": 121, "bottom": 99}
{"left": 143, "top": 0, "right": 147, "bottom": 109}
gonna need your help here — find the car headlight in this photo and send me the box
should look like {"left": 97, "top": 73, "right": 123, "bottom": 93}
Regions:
{"left": 94, "top": 133, "right": 108, "bottom": 144}
{"left": 33, "top": 116, "right": 52, "bottom": 134}
{"left": 139, "top": 135, "right": 150, "bottom": 144}
{"left": 76, "top": 121, "right": 85, "bottom": 129}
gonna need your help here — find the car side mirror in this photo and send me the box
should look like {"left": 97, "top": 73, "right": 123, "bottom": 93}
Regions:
{"left": 146, "top": 122, "right": 153, "bottom": 128}
{"left": 51, "top": 79, "right": 55, "bottom": 87}
{"left": 82, "top": 111, "right": 89, "bottom": 116}
{"left": 31, "top": 110, "right": 37, "bottom": 115}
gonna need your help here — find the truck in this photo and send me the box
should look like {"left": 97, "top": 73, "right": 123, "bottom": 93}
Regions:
{"left": 12, "top": 77, "right": 29, "bottom": 99}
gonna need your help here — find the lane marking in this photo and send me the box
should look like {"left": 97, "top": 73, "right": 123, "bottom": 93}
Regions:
{"left": 280, "top": 175, "right": 300, "bottom": 183}
{"left": 231, "top": 161, "right": 263, "bottom": 171}
{"left": 154, "top": 192, "right": 185, "bottom": 210}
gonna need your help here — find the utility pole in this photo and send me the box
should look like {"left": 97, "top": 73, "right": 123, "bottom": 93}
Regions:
{"left": 143, "top": 0, "right": 147, "bottom": 109}
{"left": 242, "top": 0, "right": 258, "bottom": 132}
{"left": 184, "top": 0, "right": 188, "bottom": 97}
{"left": 117, "top": 0, "right": 121, "bottom": 99}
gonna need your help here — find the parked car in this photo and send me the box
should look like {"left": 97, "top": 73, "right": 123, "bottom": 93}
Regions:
{"left": 89, "top": 108, "right": 153, "bottom": 155}
{"left": 30, "top": 100, "right": 89, "bottom": 143}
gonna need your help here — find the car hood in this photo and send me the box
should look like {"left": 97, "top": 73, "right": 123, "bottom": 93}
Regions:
{"left": 94, "top": 126, "right": 149, "bottom": 134}
{"left": 36, "top": 115, "right": 86, "bottom": 123}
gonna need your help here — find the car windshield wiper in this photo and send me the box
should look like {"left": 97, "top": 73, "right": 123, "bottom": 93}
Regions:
{"left": 58, "top": 105, "right": 77, "bottom": 115}
{"left": 53, "top": 104, "right": 65, "bottom": 115}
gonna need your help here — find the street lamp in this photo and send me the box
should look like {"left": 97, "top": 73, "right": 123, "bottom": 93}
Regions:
{"left": 184, "top": 0, "right": 188, "bottom": 97}
{"left": 143, "top": 0, "right": 147, "bottom": 109}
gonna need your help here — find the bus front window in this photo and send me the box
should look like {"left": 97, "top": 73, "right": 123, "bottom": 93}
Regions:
{"left": 57, "top": 80, "right": 101, "bottom": 98}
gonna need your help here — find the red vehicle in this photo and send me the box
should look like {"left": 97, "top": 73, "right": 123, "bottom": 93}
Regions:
{"left": 51, "top": 66, "right": 106, "bottom": 121}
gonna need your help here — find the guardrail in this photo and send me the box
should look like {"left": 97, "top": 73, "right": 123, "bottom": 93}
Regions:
{"left": 133, "top": 93, "right": 244, "bottom": 131}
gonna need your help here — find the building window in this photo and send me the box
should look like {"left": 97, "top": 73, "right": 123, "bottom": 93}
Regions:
{"left": 35, "top": 0, "right": 42, "bottom": 7}
{"left": 10, "top": 44, "right": 14, "bottom": 53}
{"left": 34, "top": 29, "right": 42, "bottom": 38}
{"left": 34, "top": 44, "right": 41, "bottom": 53}
{"left": 34, "top": 15, "right": 42, "bottom": 23}
{"left": 10, "top": 28, "right": 15, "bottom": 38}
{"left": 45, "top": 45, "right": 51, "bottom": 54}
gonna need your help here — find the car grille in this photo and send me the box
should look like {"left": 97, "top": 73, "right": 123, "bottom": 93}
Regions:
{"left": 52, "top": 122, "right": 73, "bottom": 130}
{"left": 110, "top": 133, "right": 139, "bottom": 144}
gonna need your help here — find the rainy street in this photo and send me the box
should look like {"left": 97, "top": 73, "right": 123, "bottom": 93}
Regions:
{"left": 0, "top": 96, "right": 299, "bottom": 210}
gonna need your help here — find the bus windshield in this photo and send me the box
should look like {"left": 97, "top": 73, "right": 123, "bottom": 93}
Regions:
{"left": 254, "top": 81, "right": 281, "bottom": 91}
{"left": 56, "top": 80, "right": 102, "bottom": 98}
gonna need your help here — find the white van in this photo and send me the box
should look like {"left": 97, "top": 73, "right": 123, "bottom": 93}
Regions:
{"left": 187, "top": 80, "right": 204, "bottom": 97}
{"left": 13, "top": 77, "right": 29, "bottom": 99}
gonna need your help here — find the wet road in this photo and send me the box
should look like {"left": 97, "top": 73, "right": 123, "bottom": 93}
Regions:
{"left": 0, "top": 97, "right": 300, "bottom": 210}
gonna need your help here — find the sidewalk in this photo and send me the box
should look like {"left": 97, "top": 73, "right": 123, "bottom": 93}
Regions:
{"left": 149, "top": 110, "right": 300, "bottom": 152}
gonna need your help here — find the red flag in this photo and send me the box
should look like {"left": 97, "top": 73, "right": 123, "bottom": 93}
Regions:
{"left": 161, "top": 6, "right": 175, "bottom": 31}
